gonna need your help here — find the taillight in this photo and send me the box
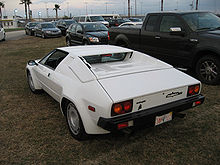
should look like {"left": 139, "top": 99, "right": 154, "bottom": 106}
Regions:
{"left": 108, "top": 31, "right": 110, "bottom": 40}
{"left": 111, "top": 100, "right": 133, "bottom": 116}
{"left": 187, "top": 84, "right": 200, "bottom": 97}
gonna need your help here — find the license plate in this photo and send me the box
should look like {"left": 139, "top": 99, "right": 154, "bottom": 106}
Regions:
{"left": 155, "top": 112, "right": 172, "bottom": 126}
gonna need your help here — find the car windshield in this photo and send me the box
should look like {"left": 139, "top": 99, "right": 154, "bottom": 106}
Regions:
{"left": 83, "top": 24, "right": 108, "bottom": 32}
{"left": 90, "top": 16, "right": 105, "bottom": 22}
{"left": 42, "top": 23, "right": 55, "bottom": 28}
{"left": 129, "top": 18, "right": 142, "bottom": 22}
{"left": 29, "top": 23, "right": 38, "bottom": 27}
{"left": 65, "top": 20, "right": 76, "bottom": 26}
{"left": 182, "top": 12, "right": 220, "bottom": 31}
{"left": 83, "top": 53, "right": 127, "bottom": 64}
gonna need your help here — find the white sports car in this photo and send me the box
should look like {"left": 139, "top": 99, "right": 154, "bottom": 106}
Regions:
{"left": 0, "top": 25, "right": 6, "bottom": 41}
{"left": 26, "top": 45, "right": 205, "bottom": 140}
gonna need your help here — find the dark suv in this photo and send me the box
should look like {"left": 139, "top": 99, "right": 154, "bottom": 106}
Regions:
{"left": 66, "top": 22, "right": 109, "bottom": 46}
{"left": 57, "top": 20, "right": 76, "bottom": 35}
{"left": 109, "top": 12, "right": 220, "bottom": 85}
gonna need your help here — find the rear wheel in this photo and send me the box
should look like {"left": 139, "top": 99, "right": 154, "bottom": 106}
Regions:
{"left": 196, "top": 55, "right": 220, "bottom": 85}
{"left": 65, "top": 102, "right": 87, "bottom": 140}
{"left": 34, "top": 32, "right": 37, "bottom": 37}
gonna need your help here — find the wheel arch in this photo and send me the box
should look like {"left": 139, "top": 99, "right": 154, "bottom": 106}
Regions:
{"left": 192, "top": 49, "right": 220, "bottom": 71}
{"left": 115, "top": 34, "right": 129, "bottom": 47}
{"left": 60, "top": 95, "right": 109, "bottom": 134}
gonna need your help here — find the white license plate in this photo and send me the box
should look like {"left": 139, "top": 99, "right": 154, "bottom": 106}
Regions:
{"left": 155, "top": 112, "right": 172, "bottom": 126}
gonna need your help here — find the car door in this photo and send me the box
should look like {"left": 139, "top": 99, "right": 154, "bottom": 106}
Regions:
{"left": 35, "top": 50, "right": 68, "bottom": 101}
{"left": 69, "top": 24, "right": 77, "bottom": 44}
{"left": 75, "top": 24, "right": 84, "bottom": 45}
{"left": 140, "top": 14, "right": 160, "bottom": 56}
{"left": 154, "top": 14, "right": 191, "bottom": 66}
{"left": 35, "top": 24, "right": 41, "bottom": 36}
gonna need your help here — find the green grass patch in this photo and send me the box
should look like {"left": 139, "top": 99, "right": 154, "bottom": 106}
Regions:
{"left": 0, "top": 36, "right": 219, "bottom": 164}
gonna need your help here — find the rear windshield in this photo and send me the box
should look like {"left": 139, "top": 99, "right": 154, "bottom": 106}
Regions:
{"left": 83, "top": 53, "right": 128, "bottom": 64}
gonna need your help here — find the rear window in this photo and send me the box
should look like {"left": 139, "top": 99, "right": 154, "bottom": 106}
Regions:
{"left": 82, "top": 53, "right": 128, "bottom": 64}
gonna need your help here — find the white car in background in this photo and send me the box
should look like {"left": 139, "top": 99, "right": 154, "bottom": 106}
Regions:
{"left": 0, "top": 25, "right": 6, "bottom": 41}
{"left": 26, "top": 45, "right": 205, "bottom": 140}
{"left": 119, "top": 22, "right": 143, "bottom": 27}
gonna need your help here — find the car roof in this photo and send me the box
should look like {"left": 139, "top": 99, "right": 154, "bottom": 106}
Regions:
{"left": 58, "top": 45, "right": 133, "bottom": 57}
{"left": 148, "top": 11, "right": 211, "bottom": 15}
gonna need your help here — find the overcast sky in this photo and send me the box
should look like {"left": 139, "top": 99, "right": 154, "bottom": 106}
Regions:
{"left": 2, "top": 0, "right": 220, "bottom": 18}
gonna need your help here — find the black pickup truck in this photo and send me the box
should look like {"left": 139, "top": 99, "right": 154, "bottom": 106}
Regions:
{"left": 109, "top": 11, "right": 220, "bottom": 85}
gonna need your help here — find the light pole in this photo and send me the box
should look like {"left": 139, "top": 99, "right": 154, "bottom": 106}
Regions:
{"left": 105, "top": 2, "right": 108, "bottom": 14}
{"left": 161, "top": 0, "right": 164, "bottom": 11}
{"left": 135, "top": 0, "right": 137, "bottom": 16}
{"left": 67, "top": 2, "right": 69, "bottom": 17}
{"left": 85, "top": 2, "right": 88, "bottom": 15}
{"left": 128, "top": 0, "right": 130, "bottom": 17}
{"left": 196, "top": 0, "right": 199, "bottom": 10}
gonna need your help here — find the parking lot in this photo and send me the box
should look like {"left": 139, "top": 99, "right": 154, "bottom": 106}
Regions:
{"left": 0, "top": 36, "right": 219, "bottom": 164}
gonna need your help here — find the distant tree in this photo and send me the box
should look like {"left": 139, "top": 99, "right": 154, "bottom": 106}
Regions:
{"left": 20, "top": 0, "right": 28, "bottom": 20}
{"left": 53, "top": 4, "right": 61, "bottom": 19}
{"left": 0, "top": 1, "right": 5, "bottom": 20}
{"left": 27, "top": 0, "right": 32, "bottom": 20}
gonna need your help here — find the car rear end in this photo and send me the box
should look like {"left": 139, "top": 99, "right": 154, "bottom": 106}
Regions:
{"left": 81, "top": 49, "right": 204, "bottom": 132}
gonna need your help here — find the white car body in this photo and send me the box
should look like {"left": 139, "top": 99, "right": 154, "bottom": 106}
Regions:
{"left": 26, "top": 45, "right": 204, "bottom": 139}
{"left": 0, "top": 25, "right": 6, "bottom": 41}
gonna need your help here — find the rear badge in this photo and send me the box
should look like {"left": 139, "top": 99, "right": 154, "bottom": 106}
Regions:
{"left": 136, "top": 100, "right": 146, "bottom": 110}
{"left": 166, "top": 92, "right": 183, "bottom": 98}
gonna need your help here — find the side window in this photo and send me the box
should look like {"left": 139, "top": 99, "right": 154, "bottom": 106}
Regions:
{"left": 76, "top": 25, "right": 82, "bottom": 33}
{"left": 80, "top": 17, "right": 85, "bottom": 22}
{"left": 145, "top": 15, "right": 159, "bottom": 31}
{"left": 40, "top": 50, "right": 68, "bottom": 70}
{"left": 159, "top": 16, "right": 182, "bottom": 32}
{"left": 71, "top": 24, "right": 76, "bottom": 32}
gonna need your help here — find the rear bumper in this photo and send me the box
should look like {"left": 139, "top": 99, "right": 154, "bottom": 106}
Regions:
{"left": 97, "top": 94, "right": 205, "bottom": 131}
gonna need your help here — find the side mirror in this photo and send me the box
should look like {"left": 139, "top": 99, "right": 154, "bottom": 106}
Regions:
{"left": 28, "top": 60, "right": 38, "bottom": 66}
{"left": 170, "top": 27, "right": 185, "bottom": 36}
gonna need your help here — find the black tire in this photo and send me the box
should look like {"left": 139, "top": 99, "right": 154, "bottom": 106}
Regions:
{"left": 196, "top": 55, "right": 220, "bottom": 85}
{"left": 42, "top": 33, "right": 46, "bottom": 39}
{"left": 66, "top": 38, "right": 71, "bottom": 46}
{"left": 84, "top": 40, "right": 88, "bottom": 45}
{"left": 34, "top": 32, "right": 37, "bottom": 37}
{"left": 27, "top": 71, "right": 41, "bottom": 94}
{"left": 2, "top": 33, "right": 5, "bottom": 41}
{"left": 25, "top": 30, "right": 28, "bottom": 35}
{"left": 65, "top": 102, "right": 87, "bottom": 140}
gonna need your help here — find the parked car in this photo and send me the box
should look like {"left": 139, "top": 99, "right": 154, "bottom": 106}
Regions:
{"left": 34, "top": 22, "right": 62, "bottom": 39}
{"left": 119, "top": 22, "right": 143, "bottom": 27}
{"left": 108, "top": 18, "right": 131, "bottom": 27}
{"left": 109, "top": 11, "right": 220, "bottom": 85}
{"left": 51, "top": 20, "right": 58, "bottom": 26}
{"left": 73, "top": 15, "right": 109, "bottom": 27}
{"left": 56, "top": 19, "right": 76, "bottom": 35}
{"left": 25, "top": 22, "right": 39, "bottom": 36}
{"left": 26, "top": 45, "right": 204, "bottom": 140}
{"left": 0, "top": 24, "right": 5, "bottom": 41}
{"left": 66, "top": 22, "right": 109, "bottom": 46}
{"left": 128, "top": 18, "right": 143, "bottom": 22}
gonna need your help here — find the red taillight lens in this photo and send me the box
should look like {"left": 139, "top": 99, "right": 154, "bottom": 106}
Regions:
{"left": 111, "top": 100, "right": 133, "bottom": 116}
{"left": 124, "top": 102, "right": 132, "bottom": 111}
{"left": 113, "top": 104, "right": 123, "bottom": 114}
{"left": 187, "top": 84, "right": 200, "bottom": 96}
{"left": 108, "top": 31, "right": 110, "bottom": 40}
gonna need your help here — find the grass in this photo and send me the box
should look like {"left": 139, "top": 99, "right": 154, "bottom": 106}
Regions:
{"left": 0, "top": 36, "right": 219, "bottom": 164}
{"left": 4, "top": 28, "right": 25, "bottom": 32}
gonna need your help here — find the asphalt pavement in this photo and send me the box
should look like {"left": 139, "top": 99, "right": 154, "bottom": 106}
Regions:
{"left": 5, "top": 30, "right": 26, "bottom": 41}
